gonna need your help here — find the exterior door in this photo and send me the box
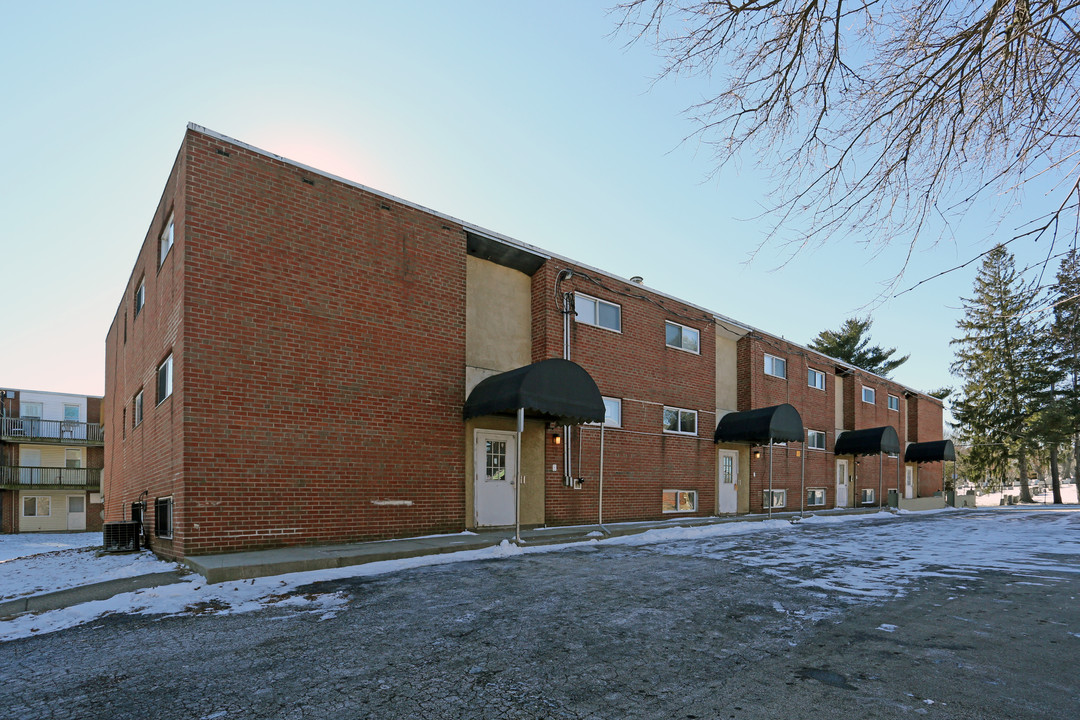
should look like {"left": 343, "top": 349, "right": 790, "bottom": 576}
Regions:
{"left": 905, "top": 465, "right": 915, "bottom": 499}
{"left": 474, "top": 430, "right": 517, "bottom": 527}
{"left": 718, "top": 450, "right": 739, "bottom": 514}
{"left": 67, "top": 495, "right": 86, "bottom": 531}
{"left": 836, "top": 459, "right": 850, "bottom": 508}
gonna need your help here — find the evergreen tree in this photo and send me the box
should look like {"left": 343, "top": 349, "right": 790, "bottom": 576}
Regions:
{"left": 1051, "top": 249, "right": 1080, "bottom": 501}
{"left": 951, "top": 246, "right": 1055, "bottom": 503}
{"left": 809, "top": 317, "right": 909, "bottom": 377}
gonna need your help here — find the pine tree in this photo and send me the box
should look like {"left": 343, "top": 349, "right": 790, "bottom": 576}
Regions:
{"left": 809, "top": 317, "right": 909, "bottom": 377}
{"left": 1051, "top": 249, "right": 1080, "bottom": 501}
{"left": 951, "top": 245, "right": 1055, "bottom": 503}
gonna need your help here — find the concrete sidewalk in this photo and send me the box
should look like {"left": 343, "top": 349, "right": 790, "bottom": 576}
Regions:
{"left": 2, "top": 507, "right": 889, "bottom": 618}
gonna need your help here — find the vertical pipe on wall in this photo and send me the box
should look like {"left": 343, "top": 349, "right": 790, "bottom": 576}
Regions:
{"left": 515, "top": 407, "right": 524, "bottom": 544}
{"left": 768, "top": 440, "right": 774, "bottom": 519}
{"left": 800, "top": 433, "right": 806, "bottom": 518}
{"left": 599, "top": 423, "right": 605, "bottom": 527}
{"left": 563, "top": 290, "right": 572, "bottom": 486}
{"left": 879, "top": 453, "right": 883, "bottom": 509}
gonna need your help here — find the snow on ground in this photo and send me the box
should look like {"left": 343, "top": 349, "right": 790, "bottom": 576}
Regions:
{"left": 0, "top": 532, "right": 103, "bottom": 562}
{"left": 3, "top": 508, "right": 1080, "bottom": 643}
{"left": 976, "top": 484, "right": 1079, "bottom": 506}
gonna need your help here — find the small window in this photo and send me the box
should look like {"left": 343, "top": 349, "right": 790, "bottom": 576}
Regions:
{"left": 157, "top": 355, "right": 173, "bottom": 404}
{"left": 155, "top": 496, "right": 173, "bottom": 538}
{"left": 64, "top": 404, "right": 80, "bottom": 422}
{"left": 122, "top": 408, "right": 127, "bottom": 439}
{"left": 888, "top": 394, "right": 900, "bottom": 411}
{"left": 663, "top": 406, "right": 697, "bottom": 435}
{"left": 21, "top": 402, "right": 42, "bottom": 419}
{"left": 134, "top": 278, "right": 146, "bottom": 317}
{"left": 861, "top": 488, "right": 876, "bottom": 504}
{"left": 159, "top": 215, "right": 174, "bottom": 266}
{"left": 65, "top": 448, "right": 82, "bottom": 469}
{"left": 602, "top": 397, "right": 622, "bottom": 427}
{"left": 764, "top": 354, "right": 787, "bottom": 379}
{"left": 807, "top": 430, "right": 826, "bottom": 450}
{"left": 23, "top": 496, "right": 51, "bottom": 517}
{"left": 807, "top": 488, "right": 826, "bottom": 507}
{"left": 808, "top": 368, "right": 825, "bottom": 390}
{"left": 133, "top": 390, "right": 144, "bottom": 427}
{"left": 574, "top": 293, "right": 621, "bottom": 332}
{"left": 665, "top": 321, "right": 700, "bottom": 353}
{"left": 862, "top": 386, "right": 876, "bottom": 404}
{"left": 662, "top": 489, "right": 697, "bottom": 513}
{"left": 763, "top": 489, "right": 787, "bottom": 509}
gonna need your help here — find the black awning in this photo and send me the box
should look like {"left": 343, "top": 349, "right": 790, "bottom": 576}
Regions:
{"left": 463, "top": 359, "right": 605, "bottom": 425}
{"left": 714, "top": 403, "right": 804, "bottom": 444}
{"left": 904, "top": 439, "right": 956, "bottom": 463}
{"left": 834, "top": 426, "right": 901, "bottom": 456}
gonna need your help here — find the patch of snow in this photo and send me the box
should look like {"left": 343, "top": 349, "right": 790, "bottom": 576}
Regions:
{"left": 877, "top": 624, "right": 898, "bottom": 632}
{"left": 0, "top": 532, "right": 103, "bottom": 562}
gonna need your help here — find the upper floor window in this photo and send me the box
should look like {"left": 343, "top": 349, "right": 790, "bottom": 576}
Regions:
{"left": 807, "top": 430, "right": 826, "bottom": 450}
{"left": 663, "top": 406, "right": 697, "bottom": 435}
{"left": 159, "top": 214, "right": 174, "bottom": 267}
{"left": 808, "top": 368, "right": 826, "bottom": 390}
{"left": 665, "top": 321, "right": 700, "bottom": 353}
{"left": 574, "top": 293, "right": 621, "bottom": 332}
{"left": 63, "top": 404, "right": 80, "bottom": 422}
{"left": 589, "top": 397, "right": 622, "bottom": 427}
{"left": 133, "top": 390, "right": 144, "bottom": 427}
{"left": 888, "top": 394, "right": 900, "bottom": 411}
{"left": 862, "top": 386, "right": 876, "bottom": 404}
{"left": 764, "top": 354, "right": 787, "bottom": 379}
{"left": 21, "top": 402, "right": 42, "bottom": 419}
{"left": 157, "top": 355, "right": 173, "bottom": 405}
{"left": 134, "top": 278, "right": 146, "bottom": 317}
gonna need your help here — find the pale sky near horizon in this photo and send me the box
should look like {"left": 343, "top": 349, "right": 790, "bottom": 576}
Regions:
{"left": 0, "top": 1, "right": 1063, "bottom": 403}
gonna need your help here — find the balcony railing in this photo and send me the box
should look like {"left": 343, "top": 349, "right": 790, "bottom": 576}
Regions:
{"left": 0, "top": 466, "right": 101, "bottom": 488}
{"left": 0, "top": 417, "right": 104, "bottom": 445}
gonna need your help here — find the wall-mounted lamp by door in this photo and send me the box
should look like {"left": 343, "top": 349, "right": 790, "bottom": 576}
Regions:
{"left": 553, "top": 433, "right": 561, "bottom": 446}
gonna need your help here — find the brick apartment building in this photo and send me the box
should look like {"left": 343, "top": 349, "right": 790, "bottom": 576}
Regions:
{"left": 103, "top": 124, "right": 948, "bottom": 560}
{"left": 1, "top": 388, "right": 105, "bottom": 533}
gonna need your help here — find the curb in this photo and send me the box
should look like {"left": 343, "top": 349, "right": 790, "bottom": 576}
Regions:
{"left": 0, "top": 570, "right": 188, "bottom": 619}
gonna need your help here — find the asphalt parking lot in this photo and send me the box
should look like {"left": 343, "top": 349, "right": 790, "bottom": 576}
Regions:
{"left": 2, "top": 510, "right": 1078, "bottom": 719}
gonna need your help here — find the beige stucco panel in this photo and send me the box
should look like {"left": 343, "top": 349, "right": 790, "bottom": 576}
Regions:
{"left": 715, "top": 335, "right": 739, "bottom": 412}
{"left": 834, "top": 375, "right": 845, "bottom": 433}
{"left": 464, "top": 417, "right": 546, "bottom": 528}
{"left": 465, "top": 256, "right": 532, "bottom": 377}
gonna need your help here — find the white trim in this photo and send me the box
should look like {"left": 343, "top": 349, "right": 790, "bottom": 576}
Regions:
{"left": 662, "top": 406, "right": 698, "bottom": 435}
{"left": 22, "top": 495, "right": 52, "bottom": 518}
{"left": 662, "top": 489, "right": 698, "bottom": 513}
{"left": 157, "top": 354, "right": 173, "bottom": 405}
{"left": 155, "top": 496, "right": 174, "bottom": 539}
{"left": 807, "top": 367, "right": 826, "bottom": 391}
{"left": 860, "top": 488, "right": 876, "bottom": 504}
{"left": 807, "top": 429, "right": 827, "bottom": 450}
{"left": 862, "top": 386, "right": 876, "bottom": 404}
{"left": 763, "top": 489, "right": 787, "bottom": 509}
{"left": 159, "top": 214, "right": 174, "bottom": 267}
{"left": 806, "top": 488, "right": 827, "bottom": 506}
{"left": 664, "top": 321, "right": 701, "bottom": 354}
{"left": 888, "top": 394, "right": 900, "bottom": 411}
{"left": 764, "top": 354, "right": 787, "bottom": 379}
{"left": 574, "top": 292, "right": 622, "bottom": 333}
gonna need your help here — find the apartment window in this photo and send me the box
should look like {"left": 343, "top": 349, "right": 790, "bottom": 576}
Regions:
{"left": 808, "top": 368, "right": 826, "bottom": 391}
{"left": 157, "top": 354, "right": 173, "bottom": 404}
{"left": 21, "top": 402, "right": 42, "bottom": 419}
{"left": 764, "top": 354, "right": 787, "bottom": 379}
{"left": 64, "top": 404, "right": 80, "bottom": 422}
{"left": 134, "top": 278, "right": 146, "bottom": 317}
{"left": 861, "top": 488, "right": 876, "bottom": 504}
{"left": 574, "top": 293, "right": 621, "bottom": 332}
{"left": 662, "top": 490, "right": 697, "bottom": 513}
{"left": 159, "top": 214, "right": 174, "bottom": 266}
{"left": 22, "top": 496, "right": 51, "bottom": 517}
{"left": 602, "top": 397, "right": 622, "bottom": 427}
{"left": 807, "top": 430, "right": 826, "bottom": 450}
{"left": 888, "top": 394, "right": 900, "bottom": 411}
{"left": 65, "top": 449, "right": 82, "bottom": 469}
{"left": 663, "top": 406, "right": 697, "bottom": 435}
{"left": 665, "top": 321, "right": 700, "bottom": 353}
{"left": 122, "top": 408, "right": 127, "bottom": 439}
{"left": 807, "top": 488, "right": 826, "bottom": 507}
{"left": 763, "top": 489, "right": 787, "bottom": 509}
{"left": 862, "top": 386, "right": 876, "bottom": 404}
{"left": 133, "top": 390, "right": 144, "bottom": 427}
{"left": 155, "top": 496, "right": 173, "bottom": 538}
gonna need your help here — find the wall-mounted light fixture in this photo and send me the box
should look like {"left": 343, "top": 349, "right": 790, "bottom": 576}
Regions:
{"left": 553, "top": 433, "right": 561, "bottom": 446}
{"left": 753, "top": 449, "right": 761, "bottom": 459}
{"left": 795, "top": 449, "right": 802, "bottom": 458}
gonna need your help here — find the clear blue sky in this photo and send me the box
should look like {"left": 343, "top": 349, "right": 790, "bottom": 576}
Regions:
{"left": 0, "top": 1, "right": 1057, "bottom": 399}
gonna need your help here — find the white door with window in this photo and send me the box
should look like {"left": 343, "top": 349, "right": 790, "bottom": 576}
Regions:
{"left": 67, "top": 495, "right": 86, "bottom": 531}
{"left": 474, "top": 430, "right": 517, "bottom": 527}
{"left": 717, "top": 450, "right": 739, "bottom": 514}
{"left": 905, "top": 465, "right": 915, "bottom": 499}
{"left": 836, "top": 459, "right": 850, "bottom": 508}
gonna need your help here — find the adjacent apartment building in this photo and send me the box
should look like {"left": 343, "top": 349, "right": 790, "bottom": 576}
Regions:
{"left": 1, "top": 388, "right": 105, "bottom": 533}
{"left": 103, "top": 125, "right": 948, "bottom": 560}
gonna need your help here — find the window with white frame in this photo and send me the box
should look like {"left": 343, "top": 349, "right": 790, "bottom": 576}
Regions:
{"left": 155, "top": 496, "right": 173, "bottom": 538}
{"left": 574, "top": 293, "right": 621, "bottom": 332}
{"left": 665, "top": 321, "right": 700, "bottom": 353}
{"left": 23, "top": 496, "right": 51, "bottom": 517}
{"left": 862, "top": 386, "right": 876, "bottom": 404}
{"left": 861, "top": 488, "right": 876, "bottom": 504}
{"left": 663, "top": 406, "right": 697, "bottom": 435}
{"left": 662, "top": 489, "right": 697, "bottom": 513}
{"left": 888, "top": 394, "right": 900, "bottom": 411}
{"left": 763, "top": 489, "right": 787, "bottom": 509}
{"left": 157, "top": 355, "right": 173, "bottom": 405}
{"left": 589, "top": 397, "right": 622, "bottom": 427}
{"left": 764, "top": 354, "right": 787, "bottom": 378}
{"left": 63, "top": 404, "right": 80, "bottom": 422}
{"left": 133, "top": 391, "right": 143, "bottom": 427}
{"left": 159, "top": 214, "right": 174, "bottom": 266}
{"left": 65, "top": 448, "right": 82, "bottom": 469}
{"left": 135, "top": 277, "right": 146, "bottom": 317}
{"left": 808, "top": 367, "right": 826, "bottom": 390}
{"left": 807, "top": 488, "right": 826, "bottom": 506}
{"left": 807, "top": 430, "right": 826, "bottom": 450}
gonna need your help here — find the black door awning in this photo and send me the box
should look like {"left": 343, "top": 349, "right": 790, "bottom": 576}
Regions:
{"left": 834, "top": 426, "right": 901, "bottom": 456}
{"left": 904, "top": 439, "right": 956, "bottom": 463}
{"left": 714, "top": 403, "right": 804, "bottom": 444}
{"left": 463, "top": 359, "right": 606, "bottom": 425}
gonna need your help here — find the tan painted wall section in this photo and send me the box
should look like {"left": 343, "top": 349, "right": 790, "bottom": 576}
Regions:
{"left": 464, "top": 417, "right": 546, "bottom": 528}
{"left": 834, "top": 375, "right": 845, "bottom": 434}
{"left": 715, "top": 335, "right": 739, "bottom": 413}
{"left": 465, "top": 256, "right": 532, "bottom": 392}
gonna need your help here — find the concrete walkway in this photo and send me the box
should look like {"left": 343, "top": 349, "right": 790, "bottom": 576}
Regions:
{"left": 2, "top": 507, "right": 888, "bottom": 618}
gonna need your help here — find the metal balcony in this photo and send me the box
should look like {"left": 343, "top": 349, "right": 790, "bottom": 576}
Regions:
{"left": 0, "top": 417, "right": 104, "bottom": 445}
{"left": 0, "top": 466, "right": 102, "bottom": 489}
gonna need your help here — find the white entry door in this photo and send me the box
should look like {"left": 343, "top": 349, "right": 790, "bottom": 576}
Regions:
{"left": 67, "top": 495, "right": 86, "bottom": 531}
{"left": 475, "top": 430, "right": 517, "bottom": 527}
{"left": 718, "top": 450, "right": 739, "bottom": 514}
{"left": 905, "top": 465, "right": 915, "bottom": 499}
{"left": 836, "top": 460, "right": 850, "bottom": 508}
